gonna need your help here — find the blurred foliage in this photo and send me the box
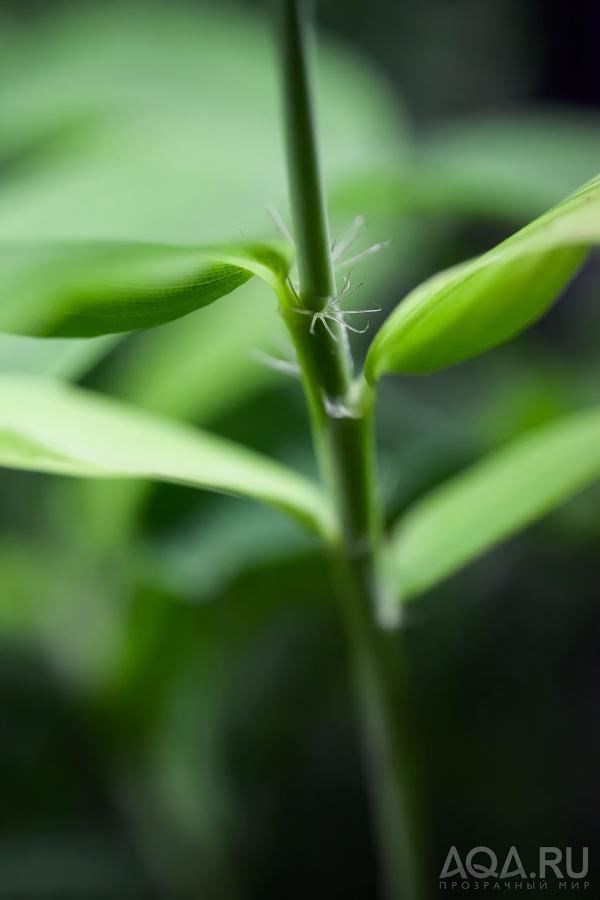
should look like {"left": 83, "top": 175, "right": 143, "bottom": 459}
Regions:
{"left": 0, "top": 2, "right": 599, "bottom": 898}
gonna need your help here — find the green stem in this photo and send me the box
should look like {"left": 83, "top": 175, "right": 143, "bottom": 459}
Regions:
{"left": 275, "top": 2, "right": 423, "bottom": 898}
{"left": 276, "top": 0, "right": 337, "bottom": 310}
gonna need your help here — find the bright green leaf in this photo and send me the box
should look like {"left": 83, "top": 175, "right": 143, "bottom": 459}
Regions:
{"left": 365, "top": 174, "right": 600, "bottom": 379}
{"left": 0, "top": 376, "right": 331, "bottom": 537}
{"left": 388, "top": 407, "right": 600, "bottom": 601}
{"left": 0, "top": 240, "right": 291, "bottom": 337}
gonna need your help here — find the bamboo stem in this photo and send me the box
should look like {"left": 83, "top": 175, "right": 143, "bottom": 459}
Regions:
{"left": 275, "top": 2, "right": 424, "bottom": 897}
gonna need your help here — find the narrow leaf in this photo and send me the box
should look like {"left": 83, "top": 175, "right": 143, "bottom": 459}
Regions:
{"left": 388, "top": 407, "right": 600, "bottom": 601}
{"left": 0, "top": 240, "right": 291, "bottom": 337}
{"left": 366, "top": 175, "right": 600, "bottom": 379}
{"left": 0, "top": 377, "right": 331, "bottom": 536}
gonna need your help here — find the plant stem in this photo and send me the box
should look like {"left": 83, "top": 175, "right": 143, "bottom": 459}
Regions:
{"left": 275, "top": 2, "right": 423, "bottom": 898}
{"left": 276, "top": 0, "right": 337, "bottom": 311}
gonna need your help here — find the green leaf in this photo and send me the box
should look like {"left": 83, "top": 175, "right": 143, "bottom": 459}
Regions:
{"left": 365, "top": 175, "right": 600, "bottom": 379}
{"left": 0, "top": 376, "right": 331, "bottom": 537}
{"left": 0, "top": 3, "right": 404, "bottom": 348}
{"left": 388, "top": 407, "right": 600, "bottom": 601}
{"left": 0, "top": 240, "right": 291, "bottom": 337}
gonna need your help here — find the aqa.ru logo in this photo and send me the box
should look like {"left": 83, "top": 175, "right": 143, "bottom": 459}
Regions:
{"left": 440, "top": 846, "right": 589, "bottom": 890}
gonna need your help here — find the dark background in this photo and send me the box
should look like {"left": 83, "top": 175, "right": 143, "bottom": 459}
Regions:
{"left": 0, "top": 1, "right": 599, "bottom": 898}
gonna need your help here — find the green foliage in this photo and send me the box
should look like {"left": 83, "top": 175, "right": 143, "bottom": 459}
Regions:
{"left": 0, "top": 2, "right": 598, "bottom": 608}
{"left": 389, "top": 406, "right": 600, "bottom": 600}
{"left": 0, "top": 376, "right": 330, "bottom": 536}
{"left": 0, "top": 2, "right": 599, "bottom": 897}
{"left": 366, "top": 175, "right": 600, "bottom": 378}
{"left": 0, "top": 240, "right": 291, "bottom": 336}
{"left": 0, "top": 2, "right": 597, "bottom": 612}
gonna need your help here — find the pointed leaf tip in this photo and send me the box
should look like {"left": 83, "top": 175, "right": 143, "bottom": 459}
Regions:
{"left": 366, "top": 174, "right": 600, "bottom": 379}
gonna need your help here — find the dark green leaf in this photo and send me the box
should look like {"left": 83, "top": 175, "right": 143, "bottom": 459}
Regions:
{"left": 0, "top": 240, "right": 291, "bottom": 337}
